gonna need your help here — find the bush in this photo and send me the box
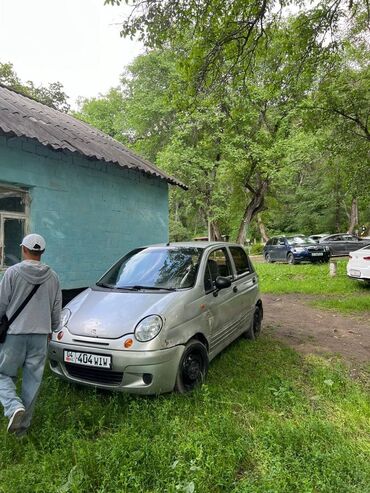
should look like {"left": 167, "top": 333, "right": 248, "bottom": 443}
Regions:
{"left": 249, "top": 243, "right": 264, "bottom": 255}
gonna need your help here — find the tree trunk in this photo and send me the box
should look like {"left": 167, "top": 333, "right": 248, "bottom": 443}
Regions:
{"left": 236, "top": 176, "right": 269, "bottom": 244}
{"left": 208, "top": 219, "right": 222, "bottom": 241}
{"left": 334, "top": 174, "right": 341, "bottom": 232}
{"left": 257, "top": 214, "right": 269, "bottom": 242}
{"left": 348, "top": 197, "right": 358, "bottom": 234}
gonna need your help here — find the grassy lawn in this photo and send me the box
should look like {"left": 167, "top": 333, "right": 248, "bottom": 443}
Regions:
{"left": 1, "top": 262, "right": 369, "bottom": 492}
{"left": 255, "top": 260, "right": 370, "bottom": 314}
{"left": 0, "top": 338, "right": 369, "bottom": 493}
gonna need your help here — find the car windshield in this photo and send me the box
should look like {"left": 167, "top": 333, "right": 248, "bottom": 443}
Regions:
{"left": 286, "top": 236, "right": 316, "bottom": 246}
{"left": 97, "top": 247, "right": 203, "bottom": 290}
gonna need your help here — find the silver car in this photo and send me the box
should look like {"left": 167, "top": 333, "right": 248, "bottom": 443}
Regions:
{"left": 48, "top": 242, "right": 263, "bottom": 394}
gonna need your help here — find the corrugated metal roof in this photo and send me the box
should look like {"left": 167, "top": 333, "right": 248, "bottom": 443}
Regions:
{"left": 0, "top": 84, "right": 187, "bottom": 189}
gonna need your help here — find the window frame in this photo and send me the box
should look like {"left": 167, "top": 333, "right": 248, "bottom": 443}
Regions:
{"left": 342, "top": 235, "right": 357, "bottom": 242}
{"left": 0, "top": 185, "right": 29, "bottom": 270}
{"left": 228, "top": 246, "right": 253, "bottom": 279}
{"left": 203, "top": 247, "right": 233, "bottom": 294}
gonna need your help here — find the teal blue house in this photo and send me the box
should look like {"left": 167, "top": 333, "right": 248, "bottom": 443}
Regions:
{"left": 0, "top": 85, "right": 184, "bottom": 295}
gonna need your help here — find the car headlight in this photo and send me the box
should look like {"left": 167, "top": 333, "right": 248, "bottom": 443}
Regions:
{"left": 134, "top": 315, "right": 163, "bottom": 342}
{"left": 59, "top": 308, "right": 71, "bottom": 330}
{"left": 293, "top": 247, "right": 306, "bottom": 253}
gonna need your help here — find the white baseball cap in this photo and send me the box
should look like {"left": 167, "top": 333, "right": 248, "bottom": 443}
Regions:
{"left": 20, "top": 233, "right": 46, "bottom": 252}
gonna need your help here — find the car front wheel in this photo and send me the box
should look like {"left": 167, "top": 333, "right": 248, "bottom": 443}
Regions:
{"left": 175, "top": 340, "right": 208, "bottom": 393}
{"left": 287, "top": 252, "right": 296, "bottom": 264}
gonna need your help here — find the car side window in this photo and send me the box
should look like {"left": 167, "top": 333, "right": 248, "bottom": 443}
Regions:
{"left": 331, "top": 235, "right": 342, "bottom": 241}
{"left": 229, "top": 246, "right": 251, "bottom": 276}
{"left": 271, "top": 238, "right": 277, "bottom": 246}
{"left": 204, "top": 249, "right": 232, "bottom": 292}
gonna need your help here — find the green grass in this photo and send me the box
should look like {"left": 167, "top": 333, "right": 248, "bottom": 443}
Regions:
{"left": 312, "top": 296, "right": 370, "bottom": 313}
{"left": 0, "top": 338, "right": 369, "bottom": 493}
{"left": 1, "top": 262, "right": 369, "bottom": 491}
{"left": 255, "top": 261, "right": 370, "bottom": 314}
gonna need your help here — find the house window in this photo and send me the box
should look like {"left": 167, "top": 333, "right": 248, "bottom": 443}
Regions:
{"left": 0, "top": 186, "right": 28, "bottom": 268}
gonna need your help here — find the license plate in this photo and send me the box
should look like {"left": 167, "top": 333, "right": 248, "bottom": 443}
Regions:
{"left": 349, "top": 269, "right": 361, "bottom": 278}
{"left": 64, "top": 350, "right": 112, "bottom": 368}
{"left": 311, "top": 253, "right": 323, "bottom": 256}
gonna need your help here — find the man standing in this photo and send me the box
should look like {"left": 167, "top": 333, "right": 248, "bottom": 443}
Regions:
{"left": 0, "top": 233, "right": 61, "bottom": 435}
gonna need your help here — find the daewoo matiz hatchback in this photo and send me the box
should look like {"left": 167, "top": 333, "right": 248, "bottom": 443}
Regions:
{"left": 49, "top": 242, "right": 263, "bottom": 394}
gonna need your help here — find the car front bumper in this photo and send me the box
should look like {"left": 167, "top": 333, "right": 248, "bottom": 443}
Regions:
{"left": 48, "top": 340, "right": 184, "bottom": 395}
{"left": 293, "top": 252, "right": 330, "bottom": 262}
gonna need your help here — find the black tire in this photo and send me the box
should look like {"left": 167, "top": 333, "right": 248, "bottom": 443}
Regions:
{"left": 287, "top": 252, "right": 296, "bottom": 265}
{"left": 175, "top": 340, "right": 208, "bottom": 393}
{"left": 265, "top": 253, "right": 274, "bottom": 263}
{"left": 243, "top": 305, "right": 263, "bottom": 340}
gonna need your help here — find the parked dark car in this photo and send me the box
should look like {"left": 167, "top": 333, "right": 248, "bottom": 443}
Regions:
{"left": 318, "top": 234, "right": 370, "bottom": 257}
{"left": 264, "top": 236, "right": 330, "bottom": 264}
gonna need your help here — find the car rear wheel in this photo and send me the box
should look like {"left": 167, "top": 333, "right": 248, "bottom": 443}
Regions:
{"left": 287, "top": 253, "right": 296, "bottom": 264}
{"left": 265, "top": 253, "right": 274, "bottom": 263}
{"left": 243, "top": 305, "right": 263, "bottom": 340}
{"left": 175, "top": 340, "right": 208, "bottom": 393}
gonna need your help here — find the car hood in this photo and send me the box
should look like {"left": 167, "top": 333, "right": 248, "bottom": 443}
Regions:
{"left": 65, "top": 288, "right": 179, "bottom": 339}
{"left": 291, "top": 243, "right": 323, "bottom": 248}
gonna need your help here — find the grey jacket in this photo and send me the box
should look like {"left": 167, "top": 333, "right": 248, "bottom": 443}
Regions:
{"left": 0, "top": 260, "right": 62, "bottom": 334}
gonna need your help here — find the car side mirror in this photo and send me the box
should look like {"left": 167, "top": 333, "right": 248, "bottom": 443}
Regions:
{"left": 215, "top": 276, "right": 231, "bottom": 291}
{"left": 278, "top": 241, "right": 285, "bottom": 246}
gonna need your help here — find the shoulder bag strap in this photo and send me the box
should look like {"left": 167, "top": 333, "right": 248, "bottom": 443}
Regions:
{"left": 8, "top": 284, "right": 41, "bottom": 326}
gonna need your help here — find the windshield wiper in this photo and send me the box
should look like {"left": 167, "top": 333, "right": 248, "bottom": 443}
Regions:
{"left": 118, "top": 285, "right": 176, "bottom": 291}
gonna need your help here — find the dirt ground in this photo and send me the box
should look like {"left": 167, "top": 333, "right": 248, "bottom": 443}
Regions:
{"left": 262, "top": 294, "right": 370, "bottom": 365}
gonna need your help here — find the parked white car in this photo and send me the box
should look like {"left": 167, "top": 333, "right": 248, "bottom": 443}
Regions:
{"left": 347, "top": 246, "right": 370, "bottom": 283}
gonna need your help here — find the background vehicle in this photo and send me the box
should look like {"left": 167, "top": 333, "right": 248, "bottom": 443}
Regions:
{"left": 318, "top": 234, "right": 370, "bottom": 256}
{"left": 49, "top": 242, "right": 263, "bottom": 395}
{"left": 264, "top": 236, "right": 330, "bottom": 264}
{"left": 309, "top": 234, "right": 330, "bottom": 243}
{"left": 347, "top": 246, "right": 370, "bottom": 283}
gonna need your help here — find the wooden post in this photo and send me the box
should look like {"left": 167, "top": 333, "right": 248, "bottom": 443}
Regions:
{"left": 329, "top": 260, "right": 337, "bottom": 277}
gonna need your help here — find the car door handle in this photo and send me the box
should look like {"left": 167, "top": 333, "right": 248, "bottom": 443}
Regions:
{"left": 233, "top": 286, "right": 238, "bottom": 293}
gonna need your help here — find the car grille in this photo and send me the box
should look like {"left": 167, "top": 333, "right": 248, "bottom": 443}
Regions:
{"left": 65, "top": 363, "right": 123, "bottom": 386}
{"left": 307, "top": 247, "right": 325, "bottom": 253}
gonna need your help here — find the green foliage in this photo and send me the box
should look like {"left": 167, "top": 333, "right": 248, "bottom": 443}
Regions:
{"left": 76, "top": 2, "right": 370, "bottom": 241}
{"left": 169, "top": 216, "right": 190, "bottom": 241}
{"left": 249, "top": 243, "right": 265, "bottom": 255}
{"left": 0, "top": 62, "right": 70, "bottom": 112}
{"left": 74, "top": 88, "right": 126, "bottom": 142}
{"left": 105, "top": 1, "right": 368, "bottom": 94}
